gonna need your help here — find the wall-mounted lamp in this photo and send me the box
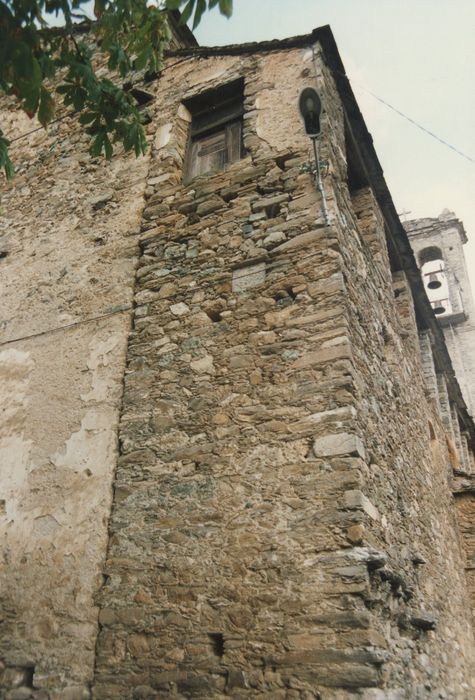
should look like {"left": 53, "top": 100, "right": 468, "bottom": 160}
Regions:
{"left": 299, "top": 88, "right": 322, "bottom": 137}
{"left": 299, "top": 87, "right": 329, "bottom": 225}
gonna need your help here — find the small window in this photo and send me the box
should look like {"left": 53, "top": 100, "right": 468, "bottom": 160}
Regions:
{"left": 128, "top": 87, "right": 154, "bottom": 107}
{"left": 184, "top": 79, "right": 244, "bottom": 181}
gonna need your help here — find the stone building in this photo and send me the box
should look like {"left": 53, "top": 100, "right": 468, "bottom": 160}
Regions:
{"left": 1, "top": 20, "right": 475, "bottom": 700}
{"left": 405, "top": 211, "right": 475, "bottom": 420}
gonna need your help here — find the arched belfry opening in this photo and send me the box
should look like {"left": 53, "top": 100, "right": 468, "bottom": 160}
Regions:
{"left": 418, "top": 246, "right": 451, "bottom": 316}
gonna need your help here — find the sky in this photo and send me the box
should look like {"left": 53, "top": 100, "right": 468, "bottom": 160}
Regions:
{"left": 194, "top": 0, "right": 475, "bottom": 291}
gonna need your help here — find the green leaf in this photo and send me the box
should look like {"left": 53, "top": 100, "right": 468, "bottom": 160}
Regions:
{"left": 79, "top": 111, "right": 97, "bottom": 125}
{"left": 0, "top": 133, "right": 14, "bottom": 180}
{"left": 192, "top": 0, "right": 206, "bottom": 29}
{"left": 134, "top": 47, "right": 151, "bottom": 71}
{"left": 103, "top": 133, "right": 113, "bottom": 159}
{"left": 1, "top": 0, "right": 223, "bottom": 168}
{"left": 90, "top": 131, "right": 105, "bottom": 157}
{"left": 37, "top": 86, "right": 55, "bottom": 126}
{"left": 218, "top": 0, "right": 232, "bottom": 18}
{"left": 94, "top": 0, "right": 107, "bottom": 17}
{"left": 123, "top": 124, "right": 135, "bottom": 152}
{"left": 179, "top": 0, "right": 195, "bottom": 25}
{"left": 38, "top": 53, "right": 56, "bottom": 80}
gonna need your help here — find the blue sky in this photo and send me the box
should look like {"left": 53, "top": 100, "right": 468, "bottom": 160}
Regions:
{"left": 195, "top": 0, "right": 475, "bottom": 288}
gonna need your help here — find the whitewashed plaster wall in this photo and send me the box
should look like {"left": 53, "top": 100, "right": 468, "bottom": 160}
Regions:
{"left": 0, "top": 104, "right": 149, "bottom": 695}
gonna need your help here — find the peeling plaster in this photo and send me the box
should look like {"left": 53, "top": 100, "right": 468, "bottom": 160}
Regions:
{"left": 154, "top": 123, "right": 173, "bottom": 151}
{"left": 81, "top": 333, "right": 122, "bottom": 402}
{"left": 0, "top": 349, "right": 33, "bottom": 511}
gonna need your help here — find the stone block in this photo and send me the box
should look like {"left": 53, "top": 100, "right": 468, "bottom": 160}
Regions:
{"left": 343, "top": 490, "right": 380, "bottom": 521}
{"left": 232, "top": 262, "right": 266, "bottom": 292}
{"left": 5, "top": 690, "right": 33, "bottom": 700}
{"left": 334, "top": 564, "right": 368, "bottom": 580}
{"left": 292, "top": 344, "right": 352, "bottom": 369}
{"left": 196, "top": 197, "right": 224, "bottom": 216}
{"left": 60, "top": 688, "right": 91, "bottom": 700}
{"left": 347, "top": 524, "right": 365, "bottom": 544}
{"left": 142, "top": 204, "right": 169, "bottom": 220}
{"left": 312, "top": 610, "right": 371, "bottom": 629}
{"left": 251, "top": 193, "right": 289, "bottom": 212}
{"left": 410, "top": 614, "right": 437, "bottom": 631}
{"left": 226, "top": 670, "right": 248, "bottom": 689}
{"left": 363, "top": 691, "right": 406, "bottom": 700}
{"left": 312, "top": 432, "right": 366, "bottom": 459}
{"left": 176, "top": 675, "right": 214, "bottom": 695}
{"left": 190, "top": 355, "right": 214, "bottom": 374}
{"left": 229, "top": 355, "right": 254, "bottom": 369}
{"left": 263, "top": 231, "right": 286, "bottom": 247}
{"left": 272, "top": 229, "right": 327, "bottom": 253}
{"left": 314, "top": 664, "right": 380, "bottom": 688}
{"left": 128, "top": 634, "right": 150, "bottom": 657}
{"left": 169, "top": 302, "right": 189, "bottom": 316}
{"left": 89, "top": 191, "right": 113, "bottom": 210}
{"left": 91, "top": 685, "right": 125, "bottom": 699}
{"left": 279, "top": 647, "right": 384, "bottom": 667}
{"left": 132, "top": 687, "right": 156, "bottom": 699}
{"left": 98, "top": 608, "right": 117, "bottom": 626}
{"left": 154, "top": 123, "right": 172, "bottom": 150}
{"left": 2, "top": 668, "right": 32, "bottom": 689}
{"left": 307, "top": 273, "right": 345, "bottom": 298}
{"left": 147, "top": 173, "right": 172, "bottom": 186}
{"left": 307, "top": 406, "right": 357, "bottom": 424}
{"left": 285, "top": 307, "right": 345, "bottom": 328}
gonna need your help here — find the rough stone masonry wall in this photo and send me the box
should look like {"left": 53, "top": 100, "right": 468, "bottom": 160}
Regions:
{"left": 92, "top": 44, "right": 475, "bottom": 699}
{"left": 335, "top": 184, "right": 475, "bottom": 689}
{"left": 93, "top": 47, "right": 388, "bottom": 699}
{"left": 454, "top": 486, "right": 475, "bottom": 627}
{"left": 0, "top": 101, "right": 152, "bottom": 696}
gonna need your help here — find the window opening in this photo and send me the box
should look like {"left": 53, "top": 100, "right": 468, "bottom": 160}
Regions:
{"left": 184, "top": 78, "right": 245, "bottom": 181}
{"left": 123, "top": 84, "right": 154, "bottom": 107}
{"left": 121, "top": 85, "right": 154, "bottom": 124}
{"left": 208, "top": 633, "right": 225, "bottom": 657}
{"left": 129, "top": 88, "right": 154, "bottom": 106}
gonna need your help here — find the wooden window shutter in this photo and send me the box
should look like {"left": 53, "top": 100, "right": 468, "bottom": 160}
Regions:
{"left": 194, "top": 131, "right": 227, "bottom": 177}
{"left": 225, "top": 121, "right": 242, "bottom": 164}
{"left": 184, "top": 79, "right": 245, "bottom": 181}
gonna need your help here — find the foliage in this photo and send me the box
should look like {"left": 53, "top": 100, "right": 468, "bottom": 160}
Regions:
{"left": 0, "top": 0, "right": 233, "bottom": 177}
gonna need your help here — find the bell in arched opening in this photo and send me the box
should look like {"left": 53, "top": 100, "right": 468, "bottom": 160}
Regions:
{"left": 427, "top": 273, "right": 442, "bottom": 290}
{"left": 432, "top": 300, "right": 447, "bottom": 315}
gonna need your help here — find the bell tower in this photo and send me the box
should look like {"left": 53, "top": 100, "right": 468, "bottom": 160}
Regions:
{"left": 406, "top": 209, "right": 475, "bottom": 420}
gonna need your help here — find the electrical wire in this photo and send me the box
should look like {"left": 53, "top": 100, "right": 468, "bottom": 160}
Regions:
{"left": 0, "top": 242, "right": 331, "bottom": 348}
{"left": 4, "top": 53, "right": 474, "bottom": 167}
{"left": 347, "top": 78, "right": 475, "bottom": 166}
{"left": 4, "top": 48, "right": 473, "bottom": 344}
{"left": 316, "top": 58, "right": 475, "bottom": 167}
